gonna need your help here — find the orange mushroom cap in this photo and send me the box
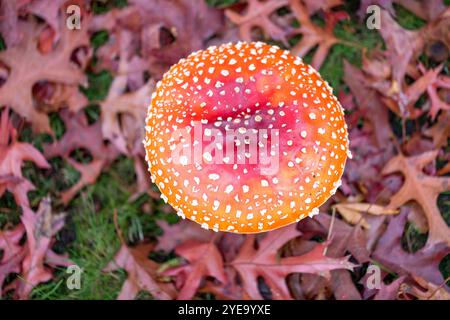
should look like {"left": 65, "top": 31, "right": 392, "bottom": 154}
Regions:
{"left": 144, "top": 42, "right": 350, "bottom": 233}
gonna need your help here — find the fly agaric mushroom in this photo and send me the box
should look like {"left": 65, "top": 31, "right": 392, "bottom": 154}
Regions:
{"left": 144, "top": 42, "right": 350, "bottom": 233}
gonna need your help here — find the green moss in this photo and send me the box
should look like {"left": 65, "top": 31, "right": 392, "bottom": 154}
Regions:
{"left": 83, "top": 104, "right": 101, "bottom": 124}
{"left": 91, "top": 30, "right": 109, "bottom": 50}
{"left": 437, "top": 192, "right": 450, "bottom": 226}
{"left": 319, "top": 19, "right": 381, "bottom": 91}
{"left": 439, "top": 254, "right": 450, "bottom": 286}
{"left": 81, "top": 71, "right": 113, "bottom": 102}
{"left": 92, "top": 0, "right": 128, "bottom": 15}
{"left": 206, "top": 0, "right": 239, "bottom": 8}
{"left": 393, "top": 3, "right": 427, "bottom": 30}
{"left": 0, "top": 192, "right": 21, "bottom": 229}
{"left": 401, "top": 221, "right": 427, "bottom": 253}
{"left": 0, "top": 34, "right": 5, "bottom": 51}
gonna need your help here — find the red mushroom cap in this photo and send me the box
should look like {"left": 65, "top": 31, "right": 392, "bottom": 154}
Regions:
{"left": 144, "top": 42, "right": 350, "bottom": 233}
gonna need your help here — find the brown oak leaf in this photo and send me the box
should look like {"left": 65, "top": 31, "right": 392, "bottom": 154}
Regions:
{"left": 358, "top": 0, "right": 447, "bottom": 22}
{"left": 424, "top": 111, "right": 450, "bottom": 149}
{"left": 0, "top": 0, "right": 31, "bottom": 47}
{"left": 333, "top": 202, "right": 399, "bottom": 229}
{"left": 0, "top": 19, "right": 89, "bottom": 133}
{"left": 25, "top": 0, "right": 67, "bottom": 41}
{"left": 344, "top": 60, "right": 393, "bottom": 147}
{"left": 382, "top": 151, "right": 450, "bottom": 246}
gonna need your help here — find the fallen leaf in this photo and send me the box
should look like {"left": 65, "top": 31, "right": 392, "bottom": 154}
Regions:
{"left": 334, "top": 202, "right": 399, "bottom": 229}
{"left": 164, "top": 240, "right": 226, "bottom": 300}
{"left": 230, "top": 224, "right": 355, "bottom": 300}
{"left": 424, "top": 111, "right": 450, "bottom": 149}
{"left": 373, "top": 276, "right": 406, "bottom": 300}
{"left": 373, "top": 211, "right": 450, "bottom": 286}
{"left": 0, "top": 108, "right": 50, "bottom": 208}
{"left": 344, "top": 61, "right": 393, "bottom": 147}
{"left": 0, "top": 19, "right": 89, "bottom": 133}
{"left": 93, "top": 0, "right": 224, "bottom": 79}
{"left": 16, "top": 197, "right": 71, "bottom": 299}
{"left": 155, "top": 220, "right": 213, "bottom": 252}
{"left": 0, "top": 224, "right": 25, "bottom": 296}
{"left": 382, "top": 151, "right": 450, "bottom": 246}
{"left": 225, "top": 0, "right": 290, "bottom": 45}
{"left": 100, "top": 30, "right": 154, "bottom": 155}
{"left": 0, "top": 0, "right": 30, "bottom": 47}
{"left": 399, "top": 275, "right": 450, "bottom": 300}
{"left": 290, "top": 0, "right": 348, "bottom": 69}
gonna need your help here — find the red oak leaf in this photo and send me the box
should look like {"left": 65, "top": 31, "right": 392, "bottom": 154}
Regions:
{"left": 289, "top": 0, "right": 348, "bottom": 69}
{"left": 155, "top": 220, "right": 213, "bottom": 252}
{"left": 0, "top": 108, "right": 50, "bottom": 208}
{"left": 16, "top": 197, "right": 71, "bottom": 299}
{"left": 0, "top": 224, "right": 25, "bottom": 296}
{"left": 230, "top": 224, "right": 355, "bottom": 300}
{"left": 164, "top": 240, "right": 226, "bottom": 300}
{"left": 225, "top": 0, "right": 290, "bottom": 45}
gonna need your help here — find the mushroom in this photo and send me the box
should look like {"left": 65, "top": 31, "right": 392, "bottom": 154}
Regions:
{"left": 144, "top": 42, "right": 350, "bottom": 233}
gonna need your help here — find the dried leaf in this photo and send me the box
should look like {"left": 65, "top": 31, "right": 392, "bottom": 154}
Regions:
{"left": 424, "top": 111, "right": 450, "bottom": 149}
{"left": 164, "top": 240, "right": 226, "bottom": 300}
{"left": 0, "top": 108, "right": 50, "bottom": 207}
{"left": 155, "top": 220, "right": 213, "bottom": 252}
{"left": 100, "top": 30, "right": 154, "bottom": 155}
{"left": 230, "top": 224, "right": 355, "bottom": 299}
{"left": 290, "top": 0, "right": 348, "bottom": 69}
{"left": 0, "top": 224, "right": 25, "bottom": 296}
{"left": 225, "top": 0, "right": 290, "bottom": 45}
{"left": 334, "top": 202, "right": 399, "bottom": 229}
{"left": 382, "top": 151, "right": 450, "bottom": 246}
{"left": 373, "top": 211, "right": 450, "bottom": 286}
{"left": 16, "top": 197, "right": 71, "bottom": 299}
{"left": 399, "top": 275, "right": 450, "bottom": 300}
{"left": 0, "top": 19, "right": 89, "bottom": 133}
{"left": 373, "top": 276, "right": 406, "bottom": 300}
